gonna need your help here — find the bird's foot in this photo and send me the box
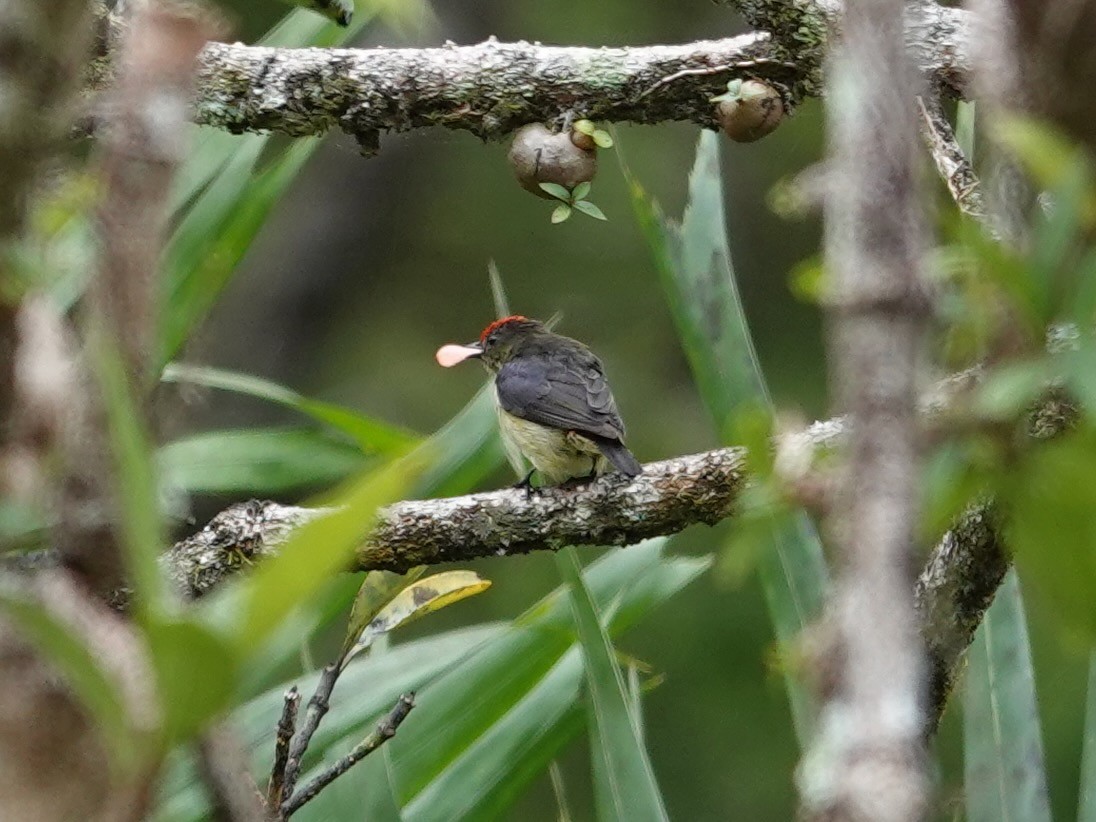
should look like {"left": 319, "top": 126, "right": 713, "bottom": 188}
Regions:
{"left": 512, "top": 469, "right": 541, "bottom": 500}
{"left": 558, "top": 471, "right": 599, "bottom": 491}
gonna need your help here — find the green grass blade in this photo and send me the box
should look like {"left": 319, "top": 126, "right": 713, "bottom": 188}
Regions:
{"left": 401, "top": 647, "right": 586, "bottom": 822}
{"left": 557, "top": 547, "right": 669, "bottom": 821}
{"left": 207, "top": 449, "right": 426, "bottom": 658}
{"left": 160, "top": 426, "right": 370, "bottom": 494}
{"left": 161, "top": 138, "right": 319, "bottom": 364}
{"left": 160, "top": 6, "right": 392, "bottom": 365}
{"left": 154, "top": 624, "right": 504, "bottom": 821}
{"left": 162, "top": 363, "right": 418, "bottom": 454}
{"left": 91, "top": 330, "right": 167, "bottom": 615}
{"left": 1080, "top": 651, "right": 1096, "bottom": 822}
{"left": 626, "top": 130, "right": 828, "bottom": 745}
{"left": 413, "top": 382, "right": 506, "bottom": 497}
{"left": 157, "top": 543, "right": 705, "bottom": 821}
{"left": 963, "top": 570, "right": 1052, "bottom": 822}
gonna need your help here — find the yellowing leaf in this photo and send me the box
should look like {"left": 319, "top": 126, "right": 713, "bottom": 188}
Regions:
{"left": 343, "top": 571, "right": 491, "bottom": 665}
{"left": 339, "top": 568, "right": 426, "bottom": 664}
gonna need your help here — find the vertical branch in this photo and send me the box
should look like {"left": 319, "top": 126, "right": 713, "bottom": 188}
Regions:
{"left": 57, "top": 3, "right": 218, "bottom": 592}
{"left": 267, "top": 687, "right": 301, "bottom": 812}
{"left": 0, "top": 0, "right": 92, "bottom": 496}
{"left": 93, "top": 3, "right": 217, "bottom": 386}
{"left": 799, "top": 0, "right": 931, "bottom": 819}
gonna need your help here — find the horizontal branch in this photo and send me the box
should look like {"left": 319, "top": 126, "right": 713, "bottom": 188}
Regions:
{"left": 165, "top": 425, "right": 1005, "bottom": 732}
{"left": 167, "top": 446, "right": 749, "bottom": 594}
{"left": 194, "top": 35, "right": 776, "bottom": 148}
{"left": 190, "top": 0, "right": 974, "bottom": 147}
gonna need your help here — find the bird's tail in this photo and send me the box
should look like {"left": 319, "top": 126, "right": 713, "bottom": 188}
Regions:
{"left": 594, "top": 438, "right": 642, "bottom": 478}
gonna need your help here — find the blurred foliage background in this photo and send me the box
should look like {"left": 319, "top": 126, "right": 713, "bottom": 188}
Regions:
{"left": 152, "top": 1, "right": 1091, "bottom": 819}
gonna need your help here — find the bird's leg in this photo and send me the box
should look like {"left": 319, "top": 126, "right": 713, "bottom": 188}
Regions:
{"left": 512, "top": 468, "right": 541, "bottom": 499}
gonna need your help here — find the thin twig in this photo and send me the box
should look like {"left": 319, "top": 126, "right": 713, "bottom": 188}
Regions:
{"left": 281, "top": 663, "right": 340, "bottom": 800}
{"left": 916, "top": 94, "right": 988, "bottom": 225}
{"left": 634, "top": 59, "right": 797, "bottom": 100}
{"left": 282, "top": 693, "right": 416, "bottom": 817}
{"left": 266, "top": 687, "right": 301, "bottom": 812}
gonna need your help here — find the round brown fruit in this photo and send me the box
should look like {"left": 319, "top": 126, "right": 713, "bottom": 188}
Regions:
{"left": 716, "top": 80, "right": 785, "bottom": 143}
{"left": 509, "top": 123, "right": 598, "bottom": 198}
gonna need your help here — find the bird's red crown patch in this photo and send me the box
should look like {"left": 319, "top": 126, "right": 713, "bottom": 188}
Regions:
{"left": 480, "top": 315, "right": 528, "bottom": 343}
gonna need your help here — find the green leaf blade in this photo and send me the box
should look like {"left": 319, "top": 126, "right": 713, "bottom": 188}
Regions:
{"left": 557, "top": 547, "right": 669, "bottom": 822}
{"left": 539, "top": 182, "right": 572, "bottom": 202}
{"left": 963, "top": 570, "right": 1052, "bottom": 822}
{"left": 573, "top": 200, "right": 607, "bottom": 221}
{"left": 1080, "top": 651, "right": 1096, "bottom": 822}
{"left": 551, "top": 203, "right": 573, "bottom": 224}
{"left": 160, "top": 426, "right": 369, "bottom": 495}
{"left": 162, "top": 363, "right": 418, "bottom": 455}
{"left": 626, "top": 129, "right": 829, "bottom": 746}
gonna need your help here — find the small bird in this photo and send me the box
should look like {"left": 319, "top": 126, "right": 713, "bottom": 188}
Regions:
{"left": 436, "top": 316, "right": 642, "bottom": 487}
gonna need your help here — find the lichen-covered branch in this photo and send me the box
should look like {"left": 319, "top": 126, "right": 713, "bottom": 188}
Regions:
{"left": 165, "top": 432, "right": 1009, "bottom": 740}
{"left": 914, "top": 502, "right": 1007, "bottom": 729}
{"left": 167, "top": 447, "right": 748, "bottom": 595}
{"left": 720, "top": 0, "right": 973, "bottom": 100}
{"left": 188, "top": 0, "right": 974, "bottom": 148}
{"left": 917, "top": 94, "right": 987, "bottom": 225}
{"left": 195, "top": 35, "right": 777, "bottom": 150}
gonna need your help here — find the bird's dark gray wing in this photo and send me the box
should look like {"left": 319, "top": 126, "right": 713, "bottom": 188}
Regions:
{"left": 495, "top": 354, "right": 626, "bottom": 441}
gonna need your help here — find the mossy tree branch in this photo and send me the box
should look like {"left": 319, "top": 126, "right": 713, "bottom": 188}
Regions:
{"left": 178, "top": 0, "right": 974, "bottom": 149}
{"left": 166, "top": 430, "right": 1007, "bottom": 737}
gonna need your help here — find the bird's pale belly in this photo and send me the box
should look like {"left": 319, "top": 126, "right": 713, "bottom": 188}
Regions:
{"left": 496, "top": 407, "right": 608, "bottom": 485}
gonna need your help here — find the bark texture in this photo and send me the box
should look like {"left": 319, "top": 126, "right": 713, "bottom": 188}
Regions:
{"left": 180, "top": 0, "right": 974, "bottom": 147}
{"left": 168, "top": 446, "right": 749, "bottom": 595}
{"left": 799, "top": 0, "right": 931, "bottom": 815}
{"left": 162, "top": 429, "right": 1007, "bottom": 737}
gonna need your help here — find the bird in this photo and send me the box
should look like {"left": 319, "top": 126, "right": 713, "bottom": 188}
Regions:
{"left": 436, "top": 315, "right": 642, "bottom": 488}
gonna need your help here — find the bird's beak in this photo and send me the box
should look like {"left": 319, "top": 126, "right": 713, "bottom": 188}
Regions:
{"left": 435, "top": 342, "right": 483, "bottom": 367}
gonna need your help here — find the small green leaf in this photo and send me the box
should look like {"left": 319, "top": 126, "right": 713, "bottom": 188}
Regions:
{"left": 539, "top": 182, "right": 572, "bottom": 202}
{"left": 343, "top": 571, "right": 492, "bottom": 666}
{"left": 593, "top": 130, "right": 614, "bottom": 149}
{"left": 572, "top": 200, "right": 607, "bottom": 221}
{"left": 551, "top": 204, "right": 573, "bottom": 224}
{"left": 571, "top": 181, "right": 592, "bottom": 201}
{"left": 572, "top": 119, "right": 597, "bottom": 136}
{"left": 557, "top": 548, "right": 669, "bottom": 821}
